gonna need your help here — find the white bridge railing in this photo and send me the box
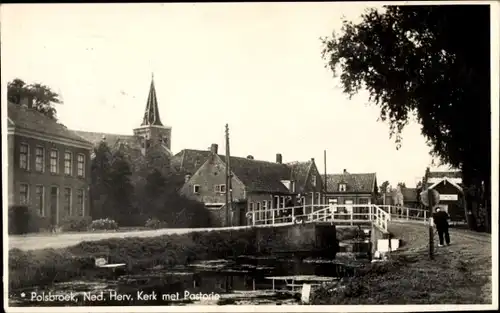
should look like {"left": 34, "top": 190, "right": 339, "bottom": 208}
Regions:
{"left": 246, "top": 204, "right": 396, "bottom": 232}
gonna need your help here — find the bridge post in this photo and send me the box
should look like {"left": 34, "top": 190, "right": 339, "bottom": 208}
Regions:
{"left": 406, "top": 208, "right": 410, "bottom": 220}
{"left": 350, "top": 209, "right": 353, "bottom": 225}
{"left": 272, "top": 208, "right": 275, "bottom": 225}
{"left": 424, "top": 210, "right": 427, "bottom": 222}
{"left": 292, "top": 206, "right": 295, "bottom": 222}
{"left": 252, "top": 211, "right": 256, "bottom": 226}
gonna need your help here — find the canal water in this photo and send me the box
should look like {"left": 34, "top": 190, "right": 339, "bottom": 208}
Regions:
{"left": 10, "top": 242, "right": 371, "bottom": 306}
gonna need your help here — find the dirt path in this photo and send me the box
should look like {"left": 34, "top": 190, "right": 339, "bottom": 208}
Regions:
{"left": 8, "top": 226, "right": 250, "bottom": 251}
{"left": 390, "top": 222, "right": 492, "bottom": 304}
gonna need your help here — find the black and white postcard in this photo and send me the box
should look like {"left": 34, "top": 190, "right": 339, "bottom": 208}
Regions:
{"left": 2, "top": 2, "right": 498, "bottom": 312}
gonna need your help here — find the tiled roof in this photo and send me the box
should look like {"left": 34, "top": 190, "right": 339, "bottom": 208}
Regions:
{"left": 171, "top": 149, "right": 213, "bottom": 174}
{"left": 325, "top": 172, "right": 376, "bottom": 193}
{"left": 218, "top": 155, "right": 292, "bottom": 193}
{"left": 401, "top": 187, "right": 418, "bottom": 202}
{"left": 288, "top": 161, "right": 312, "bottom": 193}
{"left": 8, "top": 102, "right": 92, "bottom": 146}
{"left": 71, "top": 130, "right": 137, "bottom": 149}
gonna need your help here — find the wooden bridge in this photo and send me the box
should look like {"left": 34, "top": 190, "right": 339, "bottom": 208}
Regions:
{"left": 246, "top": 204, "right": 430, "bottom": 233}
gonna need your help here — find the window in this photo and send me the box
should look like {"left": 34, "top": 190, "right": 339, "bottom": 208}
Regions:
{"left": 339, "top": 184, "right": 347, "bottom": 192}
{"left": 64, "top": 152, "right": 73, "bottom": 175}
{"left": 214, "top": 184, "right": 226, "bottom": 193}
{"left": 77, "top": 154, "right": 85, "bottom": 177}
{"left": 63, "top": 188, "right": 72, "bottom": 215}
{"left": 76, "top": 189, "right": 85, "bottom": 216}
{"left": 193, "top": 185, "right": 200, "bottom": 194}
{"left": 20, "top": 184, "right": 29, "bottom": 205}
{"left": 35, "top": 147, "right": 45, "bottom": 172}
{"left": 35, "top": 185, "right": 45, "bottom": 216}
{"left": 50, "top": 150, "right": 59, "bottom": 173}
{"left": 312, "top": 175, "right": 317, "bottom": 187}
{"left": 358, "top": 198, "right": 369, "bottom": 205}
{"left": 19, "top": 143, "right": 29, "bottom": 170}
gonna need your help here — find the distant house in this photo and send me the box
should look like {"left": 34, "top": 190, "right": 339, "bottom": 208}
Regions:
{"left": 401, "top": 187, "right": 419, "bottom": 208}
{"left": 324, "top": 170, "right": 378, "bottom": 208}
{"left": 179, "top": 147, "right": 324, "bottom": 227}
{"left": 7, "top": 97, "right": 93, "bottom": 227}
{"left": 423, "top": 170, "right": 465, "bottom": 222}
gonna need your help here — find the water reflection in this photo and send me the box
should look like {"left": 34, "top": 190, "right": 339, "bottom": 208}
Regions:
{"left": 10, "top": 243, "right": 369, "bottom": 306}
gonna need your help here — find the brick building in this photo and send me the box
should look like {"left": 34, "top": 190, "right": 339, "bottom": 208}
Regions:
{"left": 7, "top": 98, "right": 93, "bottom": 227}
{"left": 324, "top": 170, "right": 378, "bottom": 205}
{"left": 178, "top": 146, "right": 324, "bottom": 227}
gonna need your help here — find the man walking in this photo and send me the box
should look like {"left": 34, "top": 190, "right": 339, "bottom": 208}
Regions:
{"left": 432, "top": 207, "right": 451, "bottom": 246}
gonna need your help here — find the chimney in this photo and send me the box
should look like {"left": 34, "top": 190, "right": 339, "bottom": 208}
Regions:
{"left": 247, "top": 155, "right": 254, "bottom": 160}
{"left": 184, "top": 174, "right": 191, "bottom": 183}
{"left": 20, "top": 95, "right": 34, "bottom": 108}
{"left": 311, "top": 158, "right": 315, "bottom": 162}
{"left": 343, "top": 169, "right": 347, "bottom": 174}
{"left": 276, "top": 153, "right": 282, "bottom": 164}
{"left": 210, "top": 143, "right": 218, "bottom": 154}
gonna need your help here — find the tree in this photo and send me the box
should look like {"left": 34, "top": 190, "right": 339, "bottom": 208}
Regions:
{"left": 108, "top": 149, "right": 135, "bottom": 225}
{"left": 321, "top": 5, "right": 491, "bottom": 231}
{"left": 397, "top": 182, "right": 406, "bottom": 189}
{"left": 379, "top": 181, "right": 390, "bottom": 194}
{"left": 90, "top": 141, "right": 113, "bottom": 219}
{"left": 7, "top": 78, "right": 62, "bottom": 120}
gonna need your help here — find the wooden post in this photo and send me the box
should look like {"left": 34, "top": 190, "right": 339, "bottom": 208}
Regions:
{"left": 424, "top": 210, "right": 427, "bottom": 221}
{"left": 428, "top": 191, "right": 435, "bottom": 260}
{"left": 406, "top": 207, "right": 410, "bottom": 220}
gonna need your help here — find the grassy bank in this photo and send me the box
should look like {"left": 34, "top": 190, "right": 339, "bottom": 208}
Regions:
{"left": 311, "top": 223, "right": 492, "bottom": 304}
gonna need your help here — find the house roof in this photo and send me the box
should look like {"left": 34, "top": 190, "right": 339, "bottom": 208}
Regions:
{"left": 8, "top": 102, "right": 92, "bottom": 147}
{"left": 325, "top": 172, "right": 376, "bottom": 193}
{"left": 401, "top": 187, "right": 418, "bottom": 202}
{"left": 72, "top": 130, "right": 137, "bottom": 148}
{"left": 171, "top": 149, "right": 213, "bottom": 174}
{"left": 287, "top": 161, "right": 312, "bottom": 192}
{"left": 218, "top": 155, "right": 292, "bottom": 193}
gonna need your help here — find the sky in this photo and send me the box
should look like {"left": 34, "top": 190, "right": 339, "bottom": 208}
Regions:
{"left": 1, "top": 3, "right": 454, "bottom": 188}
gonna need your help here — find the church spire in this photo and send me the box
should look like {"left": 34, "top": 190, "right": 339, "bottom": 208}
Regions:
{"left": 141, "top": 73, "right": 163, "bottom": 126}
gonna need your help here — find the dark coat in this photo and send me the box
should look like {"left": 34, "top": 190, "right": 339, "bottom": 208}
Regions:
{"left": 433, "top": 211, "right": 450, "bottom": 229}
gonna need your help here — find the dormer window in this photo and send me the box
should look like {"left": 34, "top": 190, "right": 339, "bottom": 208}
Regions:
{"left": 193, "top": 185, "right": 200, "bottom": 194}
{"left": 339, "top": 184, "right": 347, "bottom": 192}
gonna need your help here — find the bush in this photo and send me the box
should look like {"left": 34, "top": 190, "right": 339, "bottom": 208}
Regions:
{"left": 145, "top": 218, "right": 168, "bottom": 229}
{"left": 8, "top": 205, "right": 42, "bottom": 234}
{"left": 59, "top": 216, "right": 92, "bottom": 232}
{"left": 89, "top": 218, "right": 118, "bottom": 231}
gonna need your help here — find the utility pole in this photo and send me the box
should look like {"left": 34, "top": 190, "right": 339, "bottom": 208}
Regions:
{"left": 225, "top": 124, "right": 233, "bottom": 227}
{"left": 324, "top": 150, "right": 327, "bottom": 205}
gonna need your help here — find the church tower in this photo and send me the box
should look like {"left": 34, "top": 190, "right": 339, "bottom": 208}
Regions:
{"left": 133, "top": 74, "right": 172, "bottom": 155}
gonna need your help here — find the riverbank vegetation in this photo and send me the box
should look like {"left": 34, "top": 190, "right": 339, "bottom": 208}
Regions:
{"left": 312, "top": 223, "right": 491, "bottom": 304}
{"left": 9, "top": 228, "right": 256, "bottom": 290}
{"left": 9, "top": 225, "right": 361, "bottom": 291}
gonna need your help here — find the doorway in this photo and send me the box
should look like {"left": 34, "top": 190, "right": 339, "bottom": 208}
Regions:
{"left": 50, "top": 186, "right": 59, "bottom": 226}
